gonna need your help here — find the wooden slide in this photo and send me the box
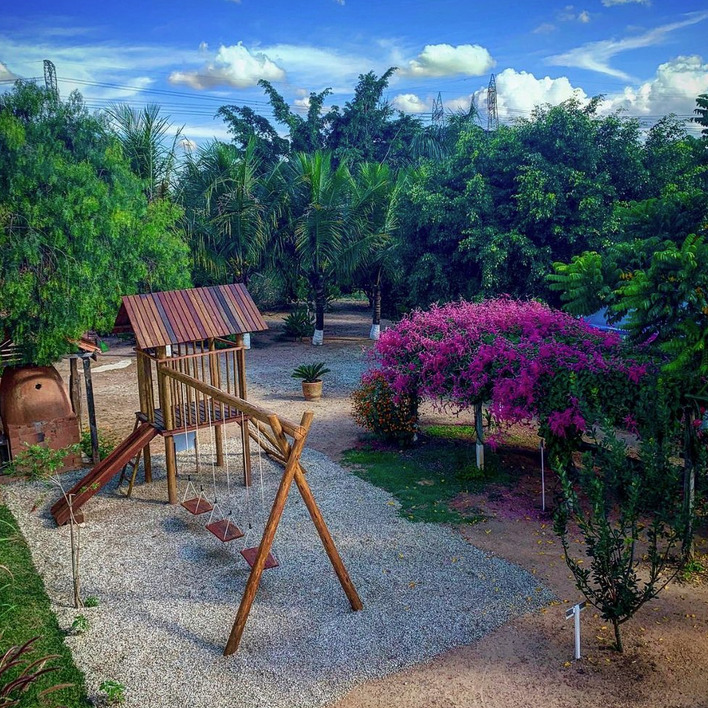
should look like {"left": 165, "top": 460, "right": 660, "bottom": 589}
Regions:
{"left": 51, "top": 422, "right": 159, "bottom": 526}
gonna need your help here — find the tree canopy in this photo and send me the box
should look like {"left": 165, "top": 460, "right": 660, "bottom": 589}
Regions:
{"left": 0, "top": 82, "right": 190, "bottom": 365}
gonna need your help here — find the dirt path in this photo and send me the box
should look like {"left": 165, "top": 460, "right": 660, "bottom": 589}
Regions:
{"left": 56, "top": 301, "right": 708, "bottom": 708}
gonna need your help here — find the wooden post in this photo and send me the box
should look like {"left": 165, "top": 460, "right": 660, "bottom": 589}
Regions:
{"left": 82, "top": 356, "right": 99, "bottom": 464}
{"left": 235, "top": 334, "right": 252, "bottom": 487}
{"left": 208, "top": 339, "right": 225, "bottom": 466}
{"left": 224, "top": 411, "right": 312, "bottom": 655}
{"left": 135, "top": 351, "right": 152, "bottom": 483}
{"left": 69, "top": 357, "right": 82, "bottom": 430}
{"left": 157, "top": 346, "right": 177, "bottom": 504}
{"left": 269, "top": 414, "right": 362, "bottom": 613}
{"left": 293, "top": 465, "right": 363, "bottom": 612}
{"left": 141, "top": 352, "right": 153, "bottom": 482}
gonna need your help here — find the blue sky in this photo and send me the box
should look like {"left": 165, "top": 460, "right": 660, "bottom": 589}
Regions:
{"left": 2, "top": 0, "right": 707, "bottom": 146}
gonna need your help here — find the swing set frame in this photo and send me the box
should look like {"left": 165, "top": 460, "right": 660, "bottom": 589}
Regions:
{"left": 161, "top": 367, "right": 363, "bottom": 654}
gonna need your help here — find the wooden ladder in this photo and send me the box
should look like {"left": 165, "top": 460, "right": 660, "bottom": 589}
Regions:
{"left": 117, "top": 418, "right": 145, "bottom": 498}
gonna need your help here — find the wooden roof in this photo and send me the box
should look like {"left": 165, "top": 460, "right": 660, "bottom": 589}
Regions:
{"left": 113, "top": 284, "right": 268, "bottom": 350}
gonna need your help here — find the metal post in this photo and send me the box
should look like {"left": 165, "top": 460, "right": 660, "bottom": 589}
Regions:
{"left": 540, "top": 438, "right": 546, "bottom": 512}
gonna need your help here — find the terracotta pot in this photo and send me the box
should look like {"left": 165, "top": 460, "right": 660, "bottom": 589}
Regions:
{"left": 301, "top": 380, "right": 323, "bottom": 401}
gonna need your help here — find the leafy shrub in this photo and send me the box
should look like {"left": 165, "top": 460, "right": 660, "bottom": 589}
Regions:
{"left": 3, "top": 443, "right": 80, "bottom": 480}
{"left": 80, "top": 429, "right": 118, "bottom": 461}
{"left": 83, "top": 596, "right": 99, "bottom": 608}
{"left": 70, "top": 615, "right": 90, "bottom": 635}
{"left": 554, "top": 427, "right": 692, "bottom": 652}
{"left": 99, "top": 679, "right": 125, "bottom": 705}
{"left": 292, "top": 362, "right": 330, "bottom": 383}
{"left": 283, "top": 305, "right": 314, "bottom": 340}
{"left": 351, "top": 370, "right": 418, "bottom": 445}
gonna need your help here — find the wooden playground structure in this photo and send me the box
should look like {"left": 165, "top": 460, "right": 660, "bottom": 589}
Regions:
{"left": 50, "top": 284, "right": 362, "bottom": 654}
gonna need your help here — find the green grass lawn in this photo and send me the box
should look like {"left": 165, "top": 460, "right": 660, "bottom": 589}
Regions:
{"left": 0, "top": 503, "right": 90, "bottom": 707}
{"left": 341, "top": 425, "right": 513, "bottom": 524}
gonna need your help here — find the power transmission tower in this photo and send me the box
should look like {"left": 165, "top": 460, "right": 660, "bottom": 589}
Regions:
{"left": 43, "top": 60, "right": 59, "bottom": 99}
{"left": 431, "top": 91, "right": 444, "bottom": 128}
{"left": 487, "top": 73, "right": 498, "bottom": 132}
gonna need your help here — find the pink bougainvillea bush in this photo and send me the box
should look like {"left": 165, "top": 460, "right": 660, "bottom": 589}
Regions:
{"left": 364, "top": 297, "right": 651, "bottom": 448}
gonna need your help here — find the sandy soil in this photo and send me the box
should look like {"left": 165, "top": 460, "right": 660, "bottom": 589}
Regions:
{"left": 54, "top": 301, "right": 708, "bottom": 708}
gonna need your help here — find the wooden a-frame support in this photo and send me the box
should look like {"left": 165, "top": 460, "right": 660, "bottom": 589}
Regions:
{"left": 159, "top": 366, "right": 363, "bottom": 655}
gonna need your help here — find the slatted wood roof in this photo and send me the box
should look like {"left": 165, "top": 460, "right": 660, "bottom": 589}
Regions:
{"left": 113, "top": 284, "right": 268, "bottom": 350}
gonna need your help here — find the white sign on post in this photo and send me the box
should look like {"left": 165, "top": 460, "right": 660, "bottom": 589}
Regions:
{"left": 565, "top": 600, "right": 587, "bottom": 660}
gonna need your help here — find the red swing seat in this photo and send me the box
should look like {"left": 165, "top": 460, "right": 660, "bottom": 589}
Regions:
{"left": 241, "top": 547, "right": 279, "bottom": 569}
{"left": 182, "top": 496, "right": 214, "bottom": 515}
{"left": 206, "top": 518, "right": 244, "bottom": 542}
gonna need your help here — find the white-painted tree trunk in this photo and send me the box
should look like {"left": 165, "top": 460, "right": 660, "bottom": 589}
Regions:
{"left": 369, "top": 324, "right": 381, "bottom": 340}
{"left": 242, "top": 333, "right": 251, "bottom": 349}
{"left": 312, "top": 329, "right": 324, "bottom": 346}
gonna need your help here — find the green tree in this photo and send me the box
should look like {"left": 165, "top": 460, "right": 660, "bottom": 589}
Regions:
{"left": 104, "top": 103, "right": 182, "bottom": 201}
{"left": 287, "top": 151, "right": 359, "bottom": 343}
{"left": 216, "top": 104, "right": 290, "bottom": 166}
{"left": 0, "top": 82, "right": 190, "bottom": 366}
{"left": 351, "top": 162, "right": 406, "bottom": 336}
{"left": 181, "top": 140, "right": 276, "bottom": 285}
{"left": 692, "top": 93, "right": 708, "bottom": 137}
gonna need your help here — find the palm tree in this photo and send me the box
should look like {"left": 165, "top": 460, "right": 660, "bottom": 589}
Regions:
{"left": 351, "top": 163, "right": 406, "bottom": 338}
{"left": 181, "top": 140, "right": 275, "bottom": 285}
{"left": 287, "top": 151, "right": 359, "bottom": 344}
{"left": 104, "top": 104, "right": 182, "bottom": 202}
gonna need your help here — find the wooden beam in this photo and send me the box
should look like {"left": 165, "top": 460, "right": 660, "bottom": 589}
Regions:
{"left": 160, "top": 366, "right": 305, "bottom": 440}
{"left": 209, "top": 339, "right": 225, "bottom": 466}
{"left": 224, "top": 411, "right": 313, "bottom": 655}
{"left": 269, "top": 413, "right": 362, "bottom": 612}
{"left": 82, "top": 356, "right": 99, "bottom": 464}
{"left": 235, "top": 334, "right": 251, "bottom": 487}
{"left": 157, "top": 346, "right": 177, "bottom": 504}
{"left": 69, "top": 357, "right": 82, "bottom": 430}
{"left": 293, "top": 465, "right": 363, "bottom": 612}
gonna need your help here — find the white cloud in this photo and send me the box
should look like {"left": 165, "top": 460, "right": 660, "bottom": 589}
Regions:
{"left": 179, "top": 138, "right": 197, "bottom": 153}
{"left": 401, "top": 43, "right": 494, "bottom": 78}
{"left": 293, "top": 96, "right": 310, "bottom": 110}
{"left": 602, "top": 0, "right": 650, "bottom": 6}
{"left": 600, "top": 55, "right": 708, "bottom": 118}
{"left": 533, "top": 23, "right": 557, "bottom": 34}
{"left": 258, "top": 43, "right": 378, "bottom": 92}
{"left": 391, "top": 93, "right": 429, "bottom": 114}
{"left": 548, "top": 12, "right": 708, "bottom": 80}
{"left": 169, "top": 42, "right": 286, "bottom": 89}
{"left": 579, "top": 10, "right": 591, "bottom": 23}
{"left": 457, "top": 68, "right": 588, "bottom": 121}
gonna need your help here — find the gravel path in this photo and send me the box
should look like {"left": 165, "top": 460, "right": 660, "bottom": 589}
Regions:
{"left": 6, "top": 444, "right": 553, "bottom": 708}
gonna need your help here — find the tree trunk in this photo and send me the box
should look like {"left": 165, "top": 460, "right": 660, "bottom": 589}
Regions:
{"left": 475, "top": 402, "right": 485, "bottom": 470}
{"left": 613, "top": 620, "right": 623, "bottom": 653}
{"left": 370, "top": 281, "right": 382, "bottom": 340}
{"left": 313, "top": 282, "right": 325, "bottom": 346}
{"left": 372, "top": 283, "right": 382, "bottom": 326}
{"left": 683, "top": 406, "right": 696, "bottom": 560}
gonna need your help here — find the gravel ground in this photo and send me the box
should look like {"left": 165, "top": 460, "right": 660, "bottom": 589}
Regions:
{"left": 6, "top": 442, "right": 553, "bottom": 708}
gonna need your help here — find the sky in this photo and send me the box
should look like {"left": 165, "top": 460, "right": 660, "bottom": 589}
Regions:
{"left": 1, "top": 0, "right": 708, "bottom": 148}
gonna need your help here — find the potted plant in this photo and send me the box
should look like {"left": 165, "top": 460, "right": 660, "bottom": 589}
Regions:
{"left": 292, "top": 362, "right": 331, "bottom": 401}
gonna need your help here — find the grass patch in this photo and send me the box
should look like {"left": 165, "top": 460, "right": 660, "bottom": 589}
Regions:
{"left": 342, "top": 425, "right": 512, "bottom": 524}
{"left": 0, "top": 504, "right": 90, "bottom": 707}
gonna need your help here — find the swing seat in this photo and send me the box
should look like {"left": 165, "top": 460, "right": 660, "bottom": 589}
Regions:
{"left": 206, "top": 518, "right": 244, "bottom": 542}
{"left": 182, "top": 497, "right": 214, "bottom": 515}
{"left": 241, "top": 547, "right": 279, "bottom": 569}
